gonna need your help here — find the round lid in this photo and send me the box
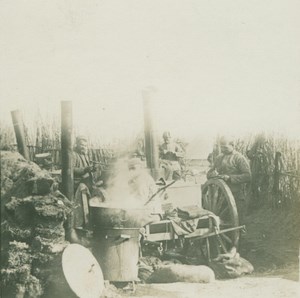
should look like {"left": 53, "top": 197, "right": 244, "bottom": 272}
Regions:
{"left": 62, "top": 244, "right": 104, "bottom": 298}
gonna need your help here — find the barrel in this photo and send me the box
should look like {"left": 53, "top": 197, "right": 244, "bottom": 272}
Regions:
{"left": 92, "top": 228, "right": 140, "bottom": 282}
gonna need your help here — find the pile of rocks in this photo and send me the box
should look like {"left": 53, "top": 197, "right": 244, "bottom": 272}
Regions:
{"left": 1, "top": 151, "right": 72, "bottom": 297}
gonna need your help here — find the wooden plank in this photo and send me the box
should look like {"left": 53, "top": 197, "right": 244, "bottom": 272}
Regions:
{"left": 206, "top": 238, "right": 211, "bottom": 262}
{"left": 145, "top": 232, "right": 178, "bottom": 242}
{"left": 81, "top": 191, "right": 89, "bottom": 227}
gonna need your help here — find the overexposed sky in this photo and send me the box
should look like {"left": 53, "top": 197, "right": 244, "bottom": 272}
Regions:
{"left": 0, "top": 0, "right": 299, "bottom": 149}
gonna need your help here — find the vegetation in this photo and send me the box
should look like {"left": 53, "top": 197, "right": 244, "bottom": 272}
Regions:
{"left": 235, "top": 133, "right": 299, "bottom": 209}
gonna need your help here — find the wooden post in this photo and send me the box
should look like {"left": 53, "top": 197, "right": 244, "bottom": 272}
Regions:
{"left": 142, "top": 88, "right": 160, "bottom": 180}
{"left": 61, "top": 101, "right": 74, "bottom": 201}
{"left": 11, "top": 110, "right": 30, "bottom": 160}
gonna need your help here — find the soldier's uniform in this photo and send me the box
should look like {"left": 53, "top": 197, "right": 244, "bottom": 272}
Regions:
{"left": 159, "top": 142, "right": 184, "bottom": 180}
{"left": 73, "top": 151, "right": 93, "bottom": 192}
{"left": 207, "top": 150, "right": 251, "bottom": 224}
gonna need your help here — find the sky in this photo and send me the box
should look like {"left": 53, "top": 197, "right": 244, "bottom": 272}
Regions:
{"left": 0, "top": 0, "right": 299, "bottom": 156}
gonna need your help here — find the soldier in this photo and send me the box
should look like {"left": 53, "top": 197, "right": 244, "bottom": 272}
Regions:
{"left": 72, "top": 136, "right": 105, "bottom": 233}
{"left": 207, "top": 136, "right": 251, "bottom": 225}
{"left": 73, "top": 136, "right": 96, "bottom": 193}
{"left": 159, "top": 131, "right": 184, "bottom": 180}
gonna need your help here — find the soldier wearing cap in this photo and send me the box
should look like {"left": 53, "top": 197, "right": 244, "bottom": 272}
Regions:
{"left": 207, "top": 136, "right": 251, "bottom": 224}
{"left": 159, "top": 131, "right": 184, "bottom": 180}
{"left": 73, "top": 136, "right": 96, "bottom": 192}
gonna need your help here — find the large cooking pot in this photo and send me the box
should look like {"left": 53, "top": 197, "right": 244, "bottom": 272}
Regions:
{"left": 92, "top": 228, "right": 140, "bottom": 282}
{"left": 89, "top": 201, "right": 160, "bottom": 229}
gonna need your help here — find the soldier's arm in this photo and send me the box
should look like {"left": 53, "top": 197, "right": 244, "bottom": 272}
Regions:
{"left": 73, "top": 153, "right": 87, "bottom": 177}
{"left": 175, "top": 144, "right": 184, "bottom": 158}
{"left": 207, "top": 156, "right": 220, "bottom": 179}
{"left": 74, "top": 167, "right": 86, "bottom": 177}
{"left": 159, "top": 144, "right": 165, "bottom": 159}
{"left": 229, "top": 155, "right": 251, "bottom": 184}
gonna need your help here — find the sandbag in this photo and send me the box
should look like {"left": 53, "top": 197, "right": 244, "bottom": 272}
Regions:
{"left": 147, "top": 264, "right": 215, "bottom": 283}
{"left": 138, "top": 256, "right": 162, "bottom": 283}
{"left": 209, "top": 253, "right": 254, "bottom": 279}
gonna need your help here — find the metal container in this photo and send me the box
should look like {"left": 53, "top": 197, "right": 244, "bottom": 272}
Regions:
{"left": 92, "top": 228, "right": 140, "bottom": 282}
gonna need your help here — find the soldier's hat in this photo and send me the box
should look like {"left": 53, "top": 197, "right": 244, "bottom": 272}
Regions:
{"left": 76, "top": 135, "right": 87, "bottom": 144}
{"left": 163, "top": 131, "right": 171, "bottom": 139}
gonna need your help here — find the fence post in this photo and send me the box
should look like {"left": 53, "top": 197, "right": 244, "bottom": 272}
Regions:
{"left": 11, "top": 110, "right": 30, "bottom": 160}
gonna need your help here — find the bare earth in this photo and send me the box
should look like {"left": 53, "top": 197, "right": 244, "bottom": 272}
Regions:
{"left": 129, "top": 275, "right": 300, "bottom": 298}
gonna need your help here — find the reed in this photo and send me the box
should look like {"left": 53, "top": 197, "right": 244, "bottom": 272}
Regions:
{"left": 235, "top": 133, "right": 300, "bottom": 209}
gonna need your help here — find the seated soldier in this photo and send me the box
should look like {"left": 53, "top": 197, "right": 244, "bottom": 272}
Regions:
{"left": 72, "top": 136, "right": 105, "bottom": 230}
{"left": 73, "top": 136, "right": 95, "bottom": 193}
{"left": 159, "top": 131, "right": 184, "bottom": 181}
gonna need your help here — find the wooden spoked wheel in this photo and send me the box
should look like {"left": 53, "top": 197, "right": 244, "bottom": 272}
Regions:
{"left": 201, "top": 178, "right": 240, "bottom": 251}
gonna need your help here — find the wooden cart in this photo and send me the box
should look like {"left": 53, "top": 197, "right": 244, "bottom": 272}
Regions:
{"left": 145, "top": 178, "right": 245, "bottom": 261}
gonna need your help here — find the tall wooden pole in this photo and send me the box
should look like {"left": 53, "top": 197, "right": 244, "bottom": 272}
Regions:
{"left": 61, "top": 101, "right": 74, "bottom": 201}
{"left": 142, "top": 88, "right": 160, "bottom": 180}
{"left": 11, "top": 110, "right": 30, "bottom": 160}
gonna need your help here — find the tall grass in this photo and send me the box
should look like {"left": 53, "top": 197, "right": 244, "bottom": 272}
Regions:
{"left": 234, "top": 133, "right": 300, "bottom": 209}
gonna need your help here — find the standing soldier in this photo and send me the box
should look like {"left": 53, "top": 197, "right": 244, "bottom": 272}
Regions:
{"left": 207, "top": 136, "right": 251, "bottom": 225}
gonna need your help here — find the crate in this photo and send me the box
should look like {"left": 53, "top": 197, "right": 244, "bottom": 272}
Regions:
{"left": 145, "top": 220, "right": 178, "bottom": 241}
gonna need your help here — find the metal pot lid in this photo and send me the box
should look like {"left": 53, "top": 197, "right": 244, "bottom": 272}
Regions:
{"left": 62, "top": 244, "right": 104, "bottom": 298}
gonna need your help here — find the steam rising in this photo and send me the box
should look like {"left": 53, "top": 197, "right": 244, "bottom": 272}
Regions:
{"left": 91, "top": 158, "right": 146, "bottom": 209}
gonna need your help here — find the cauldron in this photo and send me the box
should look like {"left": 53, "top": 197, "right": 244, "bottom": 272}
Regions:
{"left": 92, "top": 228, "right": 140, "bottom": 282}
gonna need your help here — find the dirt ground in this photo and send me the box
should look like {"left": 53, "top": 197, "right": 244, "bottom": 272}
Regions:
{"left": 241, "top": 204, "right": 300, "bottom": 276}
{"left": 125, "top": 276, "right": 300, "bottom": 298}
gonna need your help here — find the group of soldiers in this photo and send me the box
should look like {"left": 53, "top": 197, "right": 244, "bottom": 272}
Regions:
{"left": 70, "top": 133, "right": 251, "bottom": 238}
{"left": 72, "top": 132, "right": 185, "bottom": 199}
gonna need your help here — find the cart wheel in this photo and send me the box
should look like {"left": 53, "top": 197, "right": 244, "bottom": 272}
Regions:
{"left": 202, "top": 179, "right": 239, "bottom": 247}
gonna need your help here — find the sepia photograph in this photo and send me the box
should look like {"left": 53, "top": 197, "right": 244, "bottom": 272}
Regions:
{"left": 0, "top": 1, "right": 299, "bottom": 297}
